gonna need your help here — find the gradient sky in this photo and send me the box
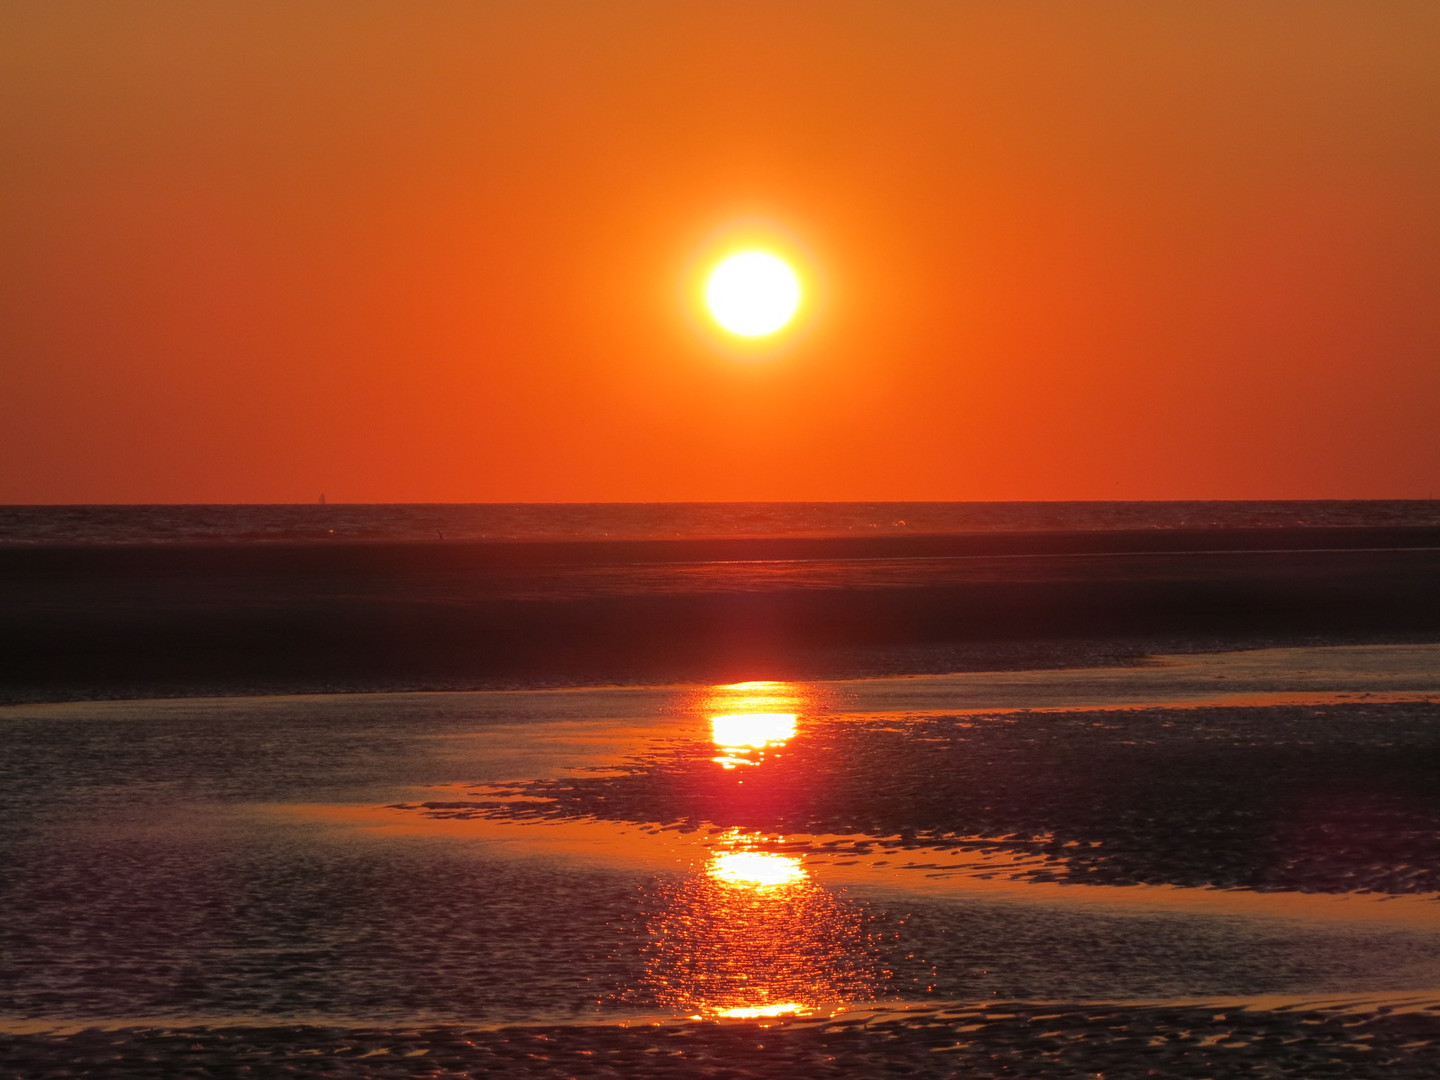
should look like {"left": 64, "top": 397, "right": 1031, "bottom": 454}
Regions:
{"left": 3, "top": 1, "right": 1439, "bottom": 503}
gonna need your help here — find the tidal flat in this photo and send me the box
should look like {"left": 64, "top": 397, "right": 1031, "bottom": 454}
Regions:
{"left": 2, "top": 645, "right": 1440, "bottom": 1076}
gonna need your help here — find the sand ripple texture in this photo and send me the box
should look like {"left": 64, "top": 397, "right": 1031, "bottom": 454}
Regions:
{"left": 421, "top": 701, "right": 1440, "bottom": 896}
{"left": 4, "top": 1000, "right": 1440, "bottom": 1079}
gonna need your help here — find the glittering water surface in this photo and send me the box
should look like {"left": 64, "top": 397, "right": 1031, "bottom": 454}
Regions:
{"left": 651, "top": 682, "right": 873, "bottom": 1018}
{"left": 644, "top": 830, "right": 875, "bottom": 1019}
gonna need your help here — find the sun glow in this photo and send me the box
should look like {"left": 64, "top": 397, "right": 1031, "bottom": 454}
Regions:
{"left": 705, "top": 251, "right": 801, "bottom": 337}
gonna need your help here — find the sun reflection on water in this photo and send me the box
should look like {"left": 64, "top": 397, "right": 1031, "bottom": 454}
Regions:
{"left": 634, "top": 682, "right": 877, "bottom": 1018}
{"left": 714, "top": 1002, "right": 807, "bottom": 1019}
{"left": 643, "top": 818, "right": 876, "bottom": 1019}
{"left": 706, "top": 682, "right": 806, "bottom": 768}
{"left": 709, "top": 848, "right": 808, "bottom": 889}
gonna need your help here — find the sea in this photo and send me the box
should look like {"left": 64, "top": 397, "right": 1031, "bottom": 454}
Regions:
{"left": 2, "top": 499, "right": 1438, "bottom": 545}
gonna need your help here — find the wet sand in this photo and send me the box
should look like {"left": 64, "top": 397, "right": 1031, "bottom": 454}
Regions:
{"left": 3, "top": 647, "right": 1440, "bottom": 1075}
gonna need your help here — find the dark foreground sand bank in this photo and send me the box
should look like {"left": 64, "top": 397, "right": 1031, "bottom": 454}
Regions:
{"left": 5, "top": 999, "right": 1440, "bottom": 1079}
{"left": 3, "top": 526, "right": 1440, "bottom": 701}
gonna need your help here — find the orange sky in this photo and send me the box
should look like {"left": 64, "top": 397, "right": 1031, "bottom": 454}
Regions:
{"left": 3, "top": 1, "right": 1439, "bottom": 503}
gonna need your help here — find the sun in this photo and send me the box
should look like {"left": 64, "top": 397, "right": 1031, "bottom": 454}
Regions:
{"left": 704, "top": 251, "right": 802, "bottom": 337}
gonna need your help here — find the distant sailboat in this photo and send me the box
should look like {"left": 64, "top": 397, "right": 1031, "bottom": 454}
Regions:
{"left": 318, "top": 494, "right": 326, "bottom": 505}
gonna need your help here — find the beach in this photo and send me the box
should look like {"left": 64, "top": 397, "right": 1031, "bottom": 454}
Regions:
{"left": 3, "top": 524, "right": 1440, "bottom": 1076}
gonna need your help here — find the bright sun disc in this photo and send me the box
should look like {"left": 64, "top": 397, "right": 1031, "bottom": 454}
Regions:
{"left": 705, "top": 251, "right": 801, "bottom": 337}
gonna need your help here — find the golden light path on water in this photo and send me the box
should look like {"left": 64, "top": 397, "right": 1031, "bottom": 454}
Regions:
{"left": 642, "top": 680, "right": 877, "bottom": 1019}
{"left": 706, "top": 840, "right": 813, "bottom": 1019}
{"left": 644, "top": 827, "right": 873, "bottom": 1020}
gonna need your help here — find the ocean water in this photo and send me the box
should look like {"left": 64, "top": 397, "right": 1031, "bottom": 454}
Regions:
{"left": 1, "top": 500, "right": 1438, "bottom": 545}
